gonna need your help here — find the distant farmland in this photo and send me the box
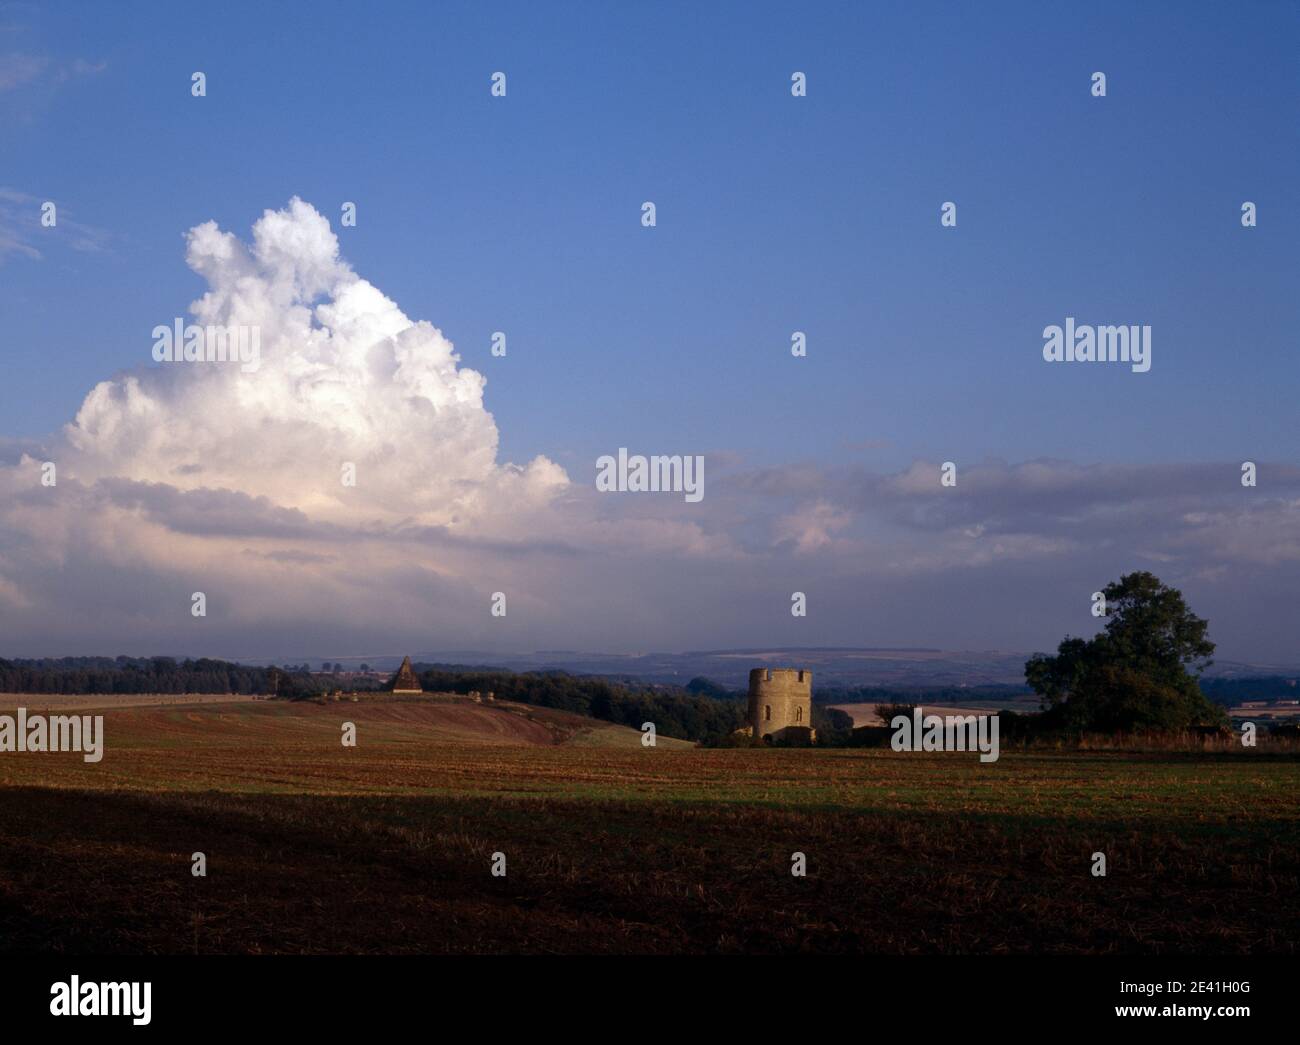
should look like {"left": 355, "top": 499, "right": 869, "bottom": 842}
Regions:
{"left": 0, "top": 699, "right": 1296, "bottom": 954}
{"left": 830, "top": 697, "right": 1042, "bottom": 727}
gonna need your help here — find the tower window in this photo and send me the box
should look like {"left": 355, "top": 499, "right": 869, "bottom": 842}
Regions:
{"left": 796, "top": 706, "right": 803, "bottom": 723}
{"left": 764, "top": 705, "right": 771, "bottom": 721}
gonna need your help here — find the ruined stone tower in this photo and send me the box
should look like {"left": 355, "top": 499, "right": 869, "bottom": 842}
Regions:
{"left": 747, "top": 667, "right": 813, "bottom": 743}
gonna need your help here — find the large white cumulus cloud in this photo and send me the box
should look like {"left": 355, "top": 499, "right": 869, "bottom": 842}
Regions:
{"left": 0, "top": 200, "right": 605, "bottom": 654}
{"left": 65, "top": 198, "right": 566, "bottom": 524}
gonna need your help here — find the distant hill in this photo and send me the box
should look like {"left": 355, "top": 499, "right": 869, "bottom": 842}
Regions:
{"left": 416, "top": 649, "right": 1300, "bottom": 689}
{"left": 321, "top": 647, "right": 1039, "bottom": 688}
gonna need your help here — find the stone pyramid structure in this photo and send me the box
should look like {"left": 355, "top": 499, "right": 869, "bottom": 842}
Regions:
{"left": 389, "top": 656, "right": 423, "bottom": 694}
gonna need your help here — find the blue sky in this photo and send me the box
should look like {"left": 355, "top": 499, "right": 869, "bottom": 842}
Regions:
{"left": 5, "top": 0, "right": 1297, "bottom": 466}
{"left": 1, "top": 2, "right": 1298, "bottom": 662}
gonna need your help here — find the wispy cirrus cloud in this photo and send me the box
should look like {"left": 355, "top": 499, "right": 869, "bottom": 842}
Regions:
{"left": 0, "top": 185, "right": 114, "bottom": 262}
{"left": 0, "top": 50, "right": 44, "bottom": 89}
{"left": 0, "top": 48, "right": 104, "bottom": 91}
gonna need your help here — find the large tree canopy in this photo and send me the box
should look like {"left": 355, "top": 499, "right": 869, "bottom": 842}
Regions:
{"left": 1025, "top": 572, "right": 1227, "bottom": 732}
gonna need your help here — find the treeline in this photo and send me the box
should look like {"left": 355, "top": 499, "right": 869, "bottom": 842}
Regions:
{"left": 414, "top": 666, "right": 746, "bottom": 742}
{"left": 0, "top": 656, "right": 342, "bottom": 697}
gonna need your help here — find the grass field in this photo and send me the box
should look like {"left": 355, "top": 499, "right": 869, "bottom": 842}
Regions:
{"left": 0, "top": 699, "right": 1297, "bottom": 954}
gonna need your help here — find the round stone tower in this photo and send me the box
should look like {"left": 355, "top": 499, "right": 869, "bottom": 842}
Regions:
{"left": 747, "top": 667, "right": 813, "bottom": 741}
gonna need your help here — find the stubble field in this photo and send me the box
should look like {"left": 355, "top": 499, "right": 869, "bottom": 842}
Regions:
{"left": 0, "top": 699, "right": 1297, "bottom": 954}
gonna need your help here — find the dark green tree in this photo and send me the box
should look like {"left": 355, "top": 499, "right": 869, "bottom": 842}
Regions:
{"left": 1025, "top": 571, "right": 1227, "bottom": 732}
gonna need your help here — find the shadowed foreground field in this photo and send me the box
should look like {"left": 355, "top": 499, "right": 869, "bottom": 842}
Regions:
{"left": 0, "top": 701, "right": 1297, "bottom": 954}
